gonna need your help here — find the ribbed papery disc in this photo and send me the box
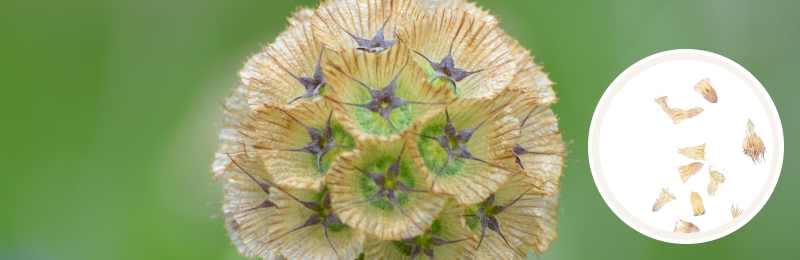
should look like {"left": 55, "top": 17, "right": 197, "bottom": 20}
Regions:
{"left": 396, "top": 7, "right": 515, "bottom": 98}
{"left": 253, "top": 99, "right": 355, "bottom": 191}
{"left": 327, "top": 137, "right": 448, "bottom": 240}
{"left": 222, "top": 151, "right": 281, "bottom": 260}
{"left": 213, "top": 84, "right": 258, "bottom": 181}
{"left": 504, "top": 37, "right": 557, "bottom": 105}
{"left": 239, "top": 18, "right": 326, "bottom": 109}
{"left": 324, "top": 41, "right": 454, "bottom": 143}
{"left": 267, "top": 188, "right": 364, "bottom": 260}
{"left": 364, "top": 199, "right": 477, "bottom": 259}
{"left": 310, "top": 0, "right": 415, "bottom": 52}
{"left": 513, "top": 95, "right": 565, "bottom": 196}
{"left": 212, "top": 84, "right": 271, "bottom": 258}
{"left": 412, "top": 97, "right": 520, "bottom": 206}
{"left": 530, "top": 192, "right": 558, "bottom": 254}
{"left": 466, "top": 173, "right": 559, "bottom": 259}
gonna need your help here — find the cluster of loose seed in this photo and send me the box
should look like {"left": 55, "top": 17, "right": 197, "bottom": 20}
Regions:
{"left": 211, "top": 0, "right": 565, "bottom": 259}
{"left": 650, "top": 78, "right": 766, "bottom": 233}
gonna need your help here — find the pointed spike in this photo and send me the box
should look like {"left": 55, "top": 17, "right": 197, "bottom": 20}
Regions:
{"left": 395, "top": 181, "right": 426, "bottom": 193}
{"left": 321, "top": 221, "right": 342, "bottom": 260}
{"left": 225, "top": 153, "right": 270, "bottom": 193}
{"left": 228, "top": 153, "right": 318, "bottom": 210}
{"left": 494, "top": 187, "right": 532, "bottom": 214}
{"left": 412, "top": 49, "right": 436, "bottom": 65}
{"left": 387, "top": 143, "right": 407, "bottom": 179}
{"left": 423, "top": 248, "right": 435, "bottom": 260}
{"left": 313, "top": 47, "right": 325, "bottom": 80}
{"left": 430, "top": 151, "right": 453, "bottom": 191}
{"left": 409, "top": 245, "right": 421, "bottom": 260}
{"left": 323, "top": 110, "right": 334, "bottom": 139}
{"left": 386, "top": 190, "right": 419, "bottom": 228}
{"left": 444, "top": 109, "right": 456, "bottom": 137}
{"left": 382, "top": 62, "right": 407, "bottom": 96}
{"left": 265, "top": 51, "right": 300, "bottom": 80}
{"left": 267, "top": 213, "right": 322, "bottom": 244}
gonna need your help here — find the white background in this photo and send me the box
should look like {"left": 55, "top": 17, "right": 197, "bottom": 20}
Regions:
{"left": 598, "top": 60, "right": 773, "bottom": 233}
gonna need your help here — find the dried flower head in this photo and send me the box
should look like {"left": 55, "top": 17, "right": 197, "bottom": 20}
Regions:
{"left": 707, "top": 166, "right": 726, "bottom": 196}
{"left": 652, "top": 188, "right": 676, "bottom": 212}
{"left": 742, "top": 119, "right": 766, "bottom": 164}
{"left": 731, "top": 203, "right": 742, "bottom": 219}
{"left": 212, "top": 0, "right": 565, "bottom": 258}
{"left": 690, "top": 191, "right": 706, "bottom": 216}
{"left": 674, "top": 218, "right": 700, "bottom": 233}
{"left": 693, "top": 78, "right": 718, "bottom": 103}
{"left": 678, "top": 143, "right": 706, "bottom": 160}
{"left": 677, "top": 162, "right": 703, "bottom": 183}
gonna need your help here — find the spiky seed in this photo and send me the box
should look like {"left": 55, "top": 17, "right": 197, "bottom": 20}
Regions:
{"left": 674, "top": 218, "right": 700, "bottom": 233}
{"left": 690, "top": 191, "right": 706, "bottom": 216}
{"left": 652, "top": 188, "right": 676, "bottom": 212}
{"left": 267, "top": 48, "right": 327, "bottom": 104}
{"left": 274, "top": 109, "right": 342, "bottom": 172}
{"left": 678, "top": 162, "right": 704, "bottom": 183}
{"left": 344, "top": 145, "right": 424, "bottom": 227}
{"left": 269, "top": 191, "right": 344, "bottom": 260}
{"left": 340, "top": 16, "right": 396, "bottom": 53}
{"left": 412, "top": 44, "right": 485, "bottom": 94}
{"left": 743, "top": 119, "right": 766, "bottom": 164}
{"left": 466, "top": 187, "right": 531, "bottom": 257}
{"left": 337, "top": 64, "right": 430, "bottom": 131}
{"left": 693, "top": 78, "right": 718, "bottom": 103}
{"left": 213, "top": 153, "right": 277, "bottom": 219}
{"left": 422, "top": 109, "right": 497, "bottom": 189}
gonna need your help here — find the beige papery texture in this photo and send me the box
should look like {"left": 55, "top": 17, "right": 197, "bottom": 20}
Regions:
{"left": 707, "top": 167, "right": 726, "bottom": 196}
{"left": 674, "top": 218, "right": 700, "bottom": 233}
{"left": 678, "top": 162, "right": 703, "bottom": 183}
{"left": 690, "top": 191, "right": 706, "bottom": 216}
{"left": 693, "top": 78, "right": 718, "bottom": 103}
{"left": 652, "top": 188, "right": 676, "bottom": 212}
{"left": 212, "top": 0, "right": 564, "bottom": 258}
{"left": 743, "top": 119, "right": 766, "bottom": 164}
{"left": 678, "top": 143, "right": 707, "bottom": 160}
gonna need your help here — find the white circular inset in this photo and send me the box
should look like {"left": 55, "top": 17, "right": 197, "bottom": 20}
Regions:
{"left": 588, "top": 49, "right": 784, "bottom": 244}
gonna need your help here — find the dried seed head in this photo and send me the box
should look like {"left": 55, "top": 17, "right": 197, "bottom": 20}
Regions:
{"left": 707, "top": 167, "right": 726, "bottom": 196}
{"left": 690, "top": 191, "right": 706, "bottom": 216}
{"left": 693, "top": 78, "right": 718, "bottom": 103}
{"left": 678, "top": 162, "right": 704, "bottom": 183}
{"left": 674, "top": 218, "right": 700, "bottom": 233}
{"left": 215, "top": 0, "right": 564, "bottom": 257}
{"left": 742, "top": 119, "right": 766, "bottom": 164}
{"left": 678, "top": 143, "right": 707, "bottom": 160}
{"left": 652, "top": 188, "right": 676, "bottom": 212}
{"left": 731, "top": 203, "right": 742, "bottom": 219}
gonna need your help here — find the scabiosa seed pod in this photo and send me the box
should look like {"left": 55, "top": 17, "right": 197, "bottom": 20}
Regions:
{"left": 212, "top": 0, "right": 565, "bottom": 259}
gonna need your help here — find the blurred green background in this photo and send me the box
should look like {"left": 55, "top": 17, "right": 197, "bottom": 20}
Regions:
{"left": 1, "top": 0, "right": 797, "bottom": 259}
